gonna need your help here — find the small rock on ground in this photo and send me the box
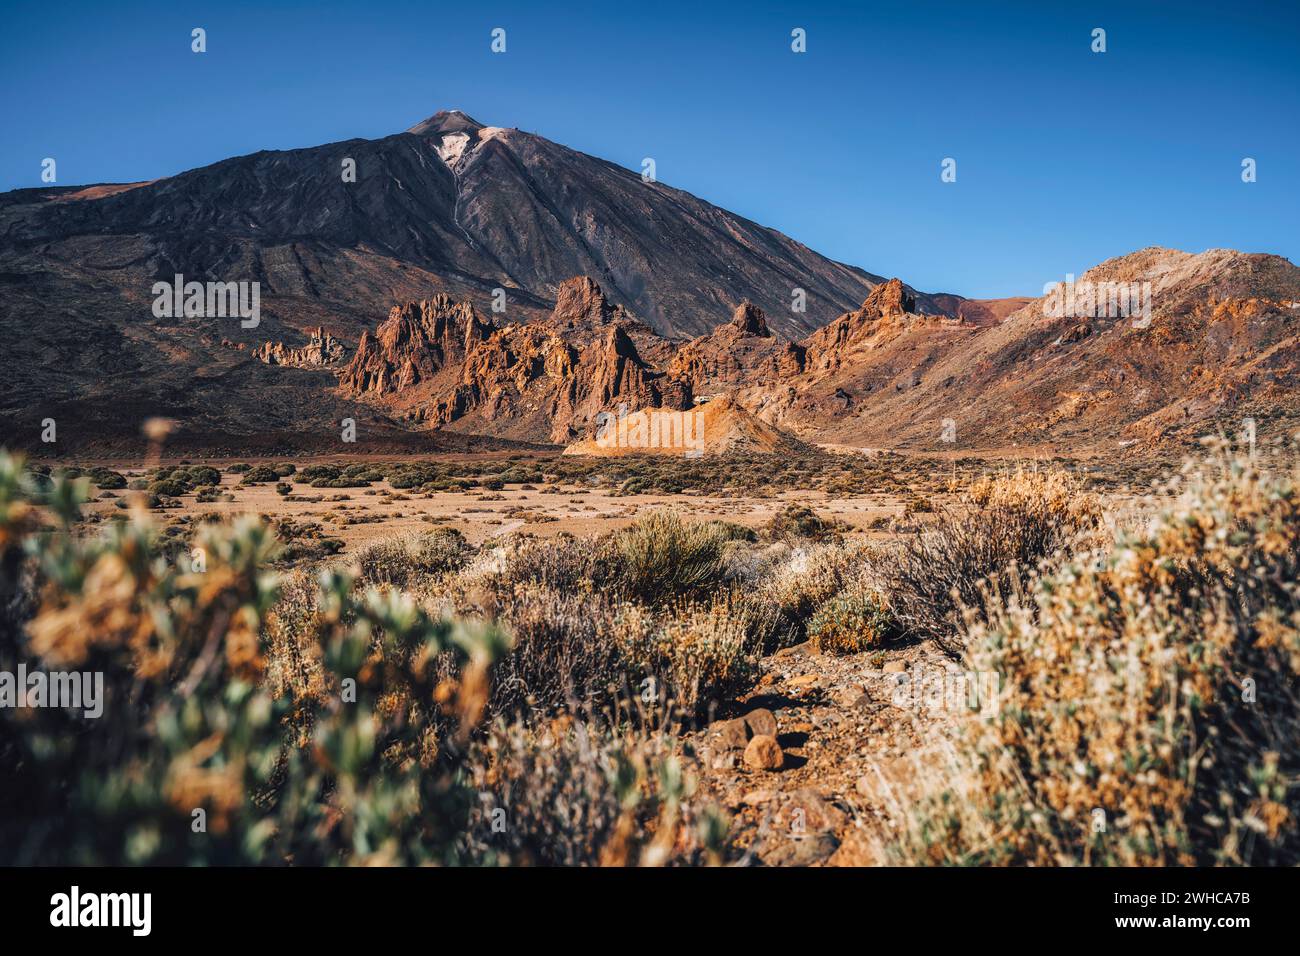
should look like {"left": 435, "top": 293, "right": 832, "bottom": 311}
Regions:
{"left": 743, "top": 734, "right": 784, "bottom": 771}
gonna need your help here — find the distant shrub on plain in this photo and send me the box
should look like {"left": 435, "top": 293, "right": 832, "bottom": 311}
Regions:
{"left": 239, "top": 465, "right": 280, "bottom": 484}
{"left": 764, "top": 502, "right": 840, "bottom": 541}
{"left": 614, "top": 510, "right": 730, "bottom": 604}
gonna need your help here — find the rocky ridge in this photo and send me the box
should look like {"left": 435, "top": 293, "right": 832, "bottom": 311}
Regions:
{"left": 339, "top": 277, "right": 693, "bottom": 443}
{"left": 334, "top": 248, "right": 1300, "bottom": 455}
{"left": 253, "top": 327, "right": 347, "bottom": 368}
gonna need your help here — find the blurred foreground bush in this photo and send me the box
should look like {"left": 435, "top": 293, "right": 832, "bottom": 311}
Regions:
{"left": 874, "top": 448, "right": 1300, "bottom": 865}
{"left": 0, "top": 454, "right": 722, "bottom": 865}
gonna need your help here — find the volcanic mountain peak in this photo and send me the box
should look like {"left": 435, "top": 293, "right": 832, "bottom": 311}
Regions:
{"left": 0, "top": 104, "right": 967, "bottom": 389}
{"left": 408, "top": 110, "right": 500, "bottom": 169}
{"left": 407, "top": 109, "right": 487, "bottom": 136}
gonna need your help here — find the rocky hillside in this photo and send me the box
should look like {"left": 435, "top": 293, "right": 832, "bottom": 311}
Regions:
{"left": 781, "top": 247, "right": 1300, "bottom": 452}
{"left": 0, "top": 109, "right": 964, "bottom": 452}
{"left": 334, "top": 248, "right": 1300, "bottom": 456}
{"left": 339, "top": 277, "right": 692, "bottom": 444}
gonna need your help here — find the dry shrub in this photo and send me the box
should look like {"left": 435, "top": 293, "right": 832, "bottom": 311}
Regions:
{"left": 764, "top": 502, "right": 842, "bottom": 542}
{"left": 704, "top": 519, "right": 758, "bottom": 543}
{"left": 756, "top": 542, "right": 869, "bottom": 646}
{"left": 355, "top": 527, "right": 474, "bottom": 586}
{"left": 611, "top": 591, "right": 762, "bottom": 714}
{"left": 613, "top": 510, "right": 731, "bottom": 604}
{"left": 487, "top": 533, "right": 609, "bottom": 591}
{"left": 4, "top": 462, "right": 747, "bottom": 865}
{"left": 875, "top": 468, "right": 1103, "bottom": 656}
{"left": 421, "top": 530, "right": 768, "bottom": 721}
{"left": 463, "top": 716, "right": 727, "bottom": 866}
{"left": 460, "top": 582, "right": 628, "bottom": 717}
{"left": 877, "top": 448, "right": 1300, "bottom": 866}
{"left": 807, "top": 583, "right": 898, "bottom": 655}
{"left": 261, "top": 567, "right": 327, "bottom": 709}
{"left": 420, "top": 537, "right": 636, "bottom": 718}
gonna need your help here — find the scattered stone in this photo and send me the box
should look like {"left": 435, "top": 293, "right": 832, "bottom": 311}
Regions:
{"left": 759, "top": 832, "right": 840, "bottom": 867}
{"left": 709, "top": 717, "right": 750, "bottom": 751}
{"left": 711, "top": 752, "right": 737, "bottom": 771}
{"left": 775, "top": 788, "right": 848, "bottom": 834}
{"left": 742, "top": 707, "right": 778, "bottom": 738}
{"left": 834, "top": 684, "right": 870, "bottom": 708}
{"left": 743, "top": 734, "right": 784, "bottom": 771}
{"left": 826, "top": 829, "right": 873, "bottom": 866}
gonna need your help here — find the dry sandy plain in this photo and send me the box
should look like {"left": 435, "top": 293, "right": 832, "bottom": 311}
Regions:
{"left": 74, "top": 452, "right": 1164, "bottom": 559}
{"left": 82, "top": 470, "right": 913, "bottom": 552}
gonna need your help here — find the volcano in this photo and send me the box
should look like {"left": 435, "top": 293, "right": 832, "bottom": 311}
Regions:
{"left": 0, "top": 109, "right": 958, "bottom": 452}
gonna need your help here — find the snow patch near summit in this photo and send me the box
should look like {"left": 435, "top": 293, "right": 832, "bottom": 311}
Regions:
{"left": 436, "top": 132, "right": 471, "bottom": 167}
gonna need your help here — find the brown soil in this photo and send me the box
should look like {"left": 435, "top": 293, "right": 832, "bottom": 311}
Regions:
{"left": 688, "top": 640, "right": 962, "bottom": 866}
{"left": 84, "top": 471, "right": 912, "bottom": 551}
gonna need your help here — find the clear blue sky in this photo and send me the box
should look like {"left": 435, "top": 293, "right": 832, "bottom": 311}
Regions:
{"left": 2, "top": 0, "right": 1296, "bottom": 297}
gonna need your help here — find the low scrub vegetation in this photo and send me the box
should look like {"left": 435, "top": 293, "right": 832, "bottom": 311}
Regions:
{"left": 868, "top": 448, "right": 1300, "bottom": 866}
{"left": 807, "top": 584, "right": 897, "bottom": 654}
{"left": 6, "top": 446, "right": 1298, "bottom": 867}
{"left": 871, "top": 469, "right": 1103, "bottom": 656}
{"left": 0, "top": 455, "right": 724, "bottom": 865}
{"left": 613, "top": 510, "right": 732, "bottom": 604}
{"left": 354, "top": 528, "right": 475, "bottom": 586}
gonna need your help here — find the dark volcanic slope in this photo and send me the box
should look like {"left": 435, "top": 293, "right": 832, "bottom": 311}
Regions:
{"left": 401, "top": 112, "right": 956, "bottom": 337}
{"left": 0, "top": 109, "right": 954, "bottom": 340}
{"left": 0, "top": 109, "right": 959, "bottom": 452}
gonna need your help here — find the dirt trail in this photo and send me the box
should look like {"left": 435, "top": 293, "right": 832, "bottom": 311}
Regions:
{"left": 690, "top": 640, "right": 965, "bottom": 866}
